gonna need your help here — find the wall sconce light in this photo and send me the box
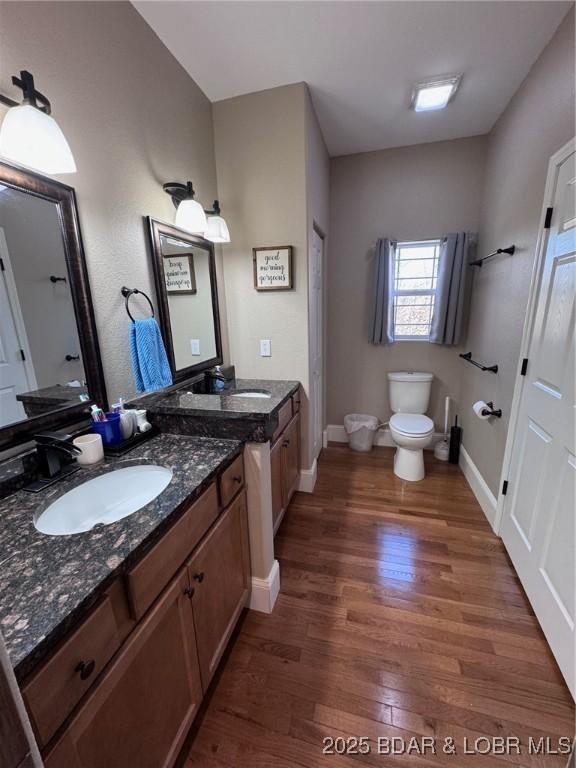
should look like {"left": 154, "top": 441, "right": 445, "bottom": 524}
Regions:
{"left": 163, "top": 181, "right": 230, "bottom": 243}
{"left": 204, "top": 200, "right": 231, "bottom": 244}
{"left": 0, "top": 70, "right": 76, "bottom": 174}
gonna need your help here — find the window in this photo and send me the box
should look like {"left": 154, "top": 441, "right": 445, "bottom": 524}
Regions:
{"left": 392, "top": 239, "right": 441, "bottom": 340}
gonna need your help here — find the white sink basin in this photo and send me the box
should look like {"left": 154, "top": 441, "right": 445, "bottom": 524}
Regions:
{"left": 230, "top": 390, "right": 272, "bottom": 399}
{"left": 35, "top": 465, "right": 173, "bottom": 536}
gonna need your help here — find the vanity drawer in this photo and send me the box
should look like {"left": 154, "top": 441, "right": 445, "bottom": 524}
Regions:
{"left": 272, "top": 400, "right": 293, "bottom": 443}
{"left": 22, "top": 595, "right": 121, "bottom": 748}
{"left": 219, "top": 454, "right": 245, "bottom": 509}
{"left": 126, "top": 483, "right": 219, "bottom": 621}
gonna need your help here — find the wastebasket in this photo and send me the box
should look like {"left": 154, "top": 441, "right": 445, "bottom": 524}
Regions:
{"left": 344, "top": 413, "right": 379, "bottom": 452}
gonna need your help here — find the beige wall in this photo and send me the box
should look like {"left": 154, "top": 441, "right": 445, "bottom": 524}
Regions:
{"left": 0, "top": 1, "right": 228, "bottom": 405}
{"left": 461, "top": 7, "right": 575, "bottom": 495}
{"left": 213, "top": 83, "right": 314, "bottom": 465}
{"left": 327, "top": 136, "right": 487, "bottom": 428}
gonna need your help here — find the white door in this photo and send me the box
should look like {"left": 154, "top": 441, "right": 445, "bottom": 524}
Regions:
{"left": 500, "top": 146, "right": 575, "bottom": 695}
{"left": 310, "top": 229, "right": 324, "bottom": 461}
{"left": 0, "top": 228, "right": 35, "bottom": 427}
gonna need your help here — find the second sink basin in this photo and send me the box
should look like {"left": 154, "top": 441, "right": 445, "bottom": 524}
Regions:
{"left": 229, "top": 390, "right": 272, "bottom": 399}
{"left": 35, "top": 465, "right": 173, "bottom": 536}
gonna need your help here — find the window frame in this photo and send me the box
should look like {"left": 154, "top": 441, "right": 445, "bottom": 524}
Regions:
{"left": 392, "top": 238, "right": 442, "bottom": 341}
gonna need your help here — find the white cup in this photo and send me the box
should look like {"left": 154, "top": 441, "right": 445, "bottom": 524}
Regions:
{"left": 119, "top": 411, "right": 135, "bottom": 440}
{"left": 73, "top": 433, "right": 104, "bottom": 466}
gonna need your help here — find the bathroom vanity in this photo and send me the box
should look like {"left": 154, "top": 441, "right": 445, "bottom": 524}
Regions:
{"left": 0, "top": 157, "right": 305, "bottom": 767}
{"left": 0, "top": 434, "right": 249, "bottom": 767}
{"left": 135, "top": 376, "right": 302, "bottom": 611}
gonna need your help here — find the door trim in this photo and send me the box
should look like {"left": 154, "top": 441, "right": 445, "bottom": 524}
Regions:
{"left": 495, "top": 137, "right": 575, "bottom": 534}
{"left": 308, "top": 223, "right": 325, "bottom": 465}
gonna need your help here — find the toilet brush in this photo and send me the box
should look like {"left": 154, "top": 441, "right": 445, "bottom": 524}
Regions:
{"left": 434, "top": 396, "right": 450, "bottom": 461}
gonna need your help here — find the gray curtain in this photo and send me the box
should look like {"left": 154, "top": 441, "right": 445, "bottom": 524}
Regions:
{"left": 430, "top": 232, "right": 475, "bottom": 345}
{"left": 370, "top": 238, "right": 396, "bottom": 344}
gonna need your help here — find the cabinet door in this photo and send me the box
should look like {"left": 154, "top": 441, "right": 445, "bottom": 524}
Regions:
{"left": 45, "top": 570, "right": 202, "bottom": 768}
{"left": 282, "top": 414, "right": 300, "bottom": 507}
{"left": 187, "top": 492, "right": 250, "bottom": 689}
{"left": 271, "top": 437, "right": 284, "bottom": 529}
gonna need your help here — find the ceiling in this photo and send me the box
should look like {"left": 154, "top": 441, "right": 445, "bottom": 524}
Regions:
{"left": 135, "top": 1, "right": 571, "bottom": 156}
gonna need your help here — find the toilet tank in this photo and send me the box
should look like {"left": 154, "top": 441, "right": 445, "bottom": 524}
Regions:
{"left": 387, "top": 372, "right": 433, "bottom": 414}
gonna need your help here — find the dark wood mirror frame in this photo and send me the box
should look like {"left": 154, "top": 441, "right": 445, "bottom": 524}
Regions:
{"left": 147, "top": 217, "right": 223, "bottom": 384}
{"left": 0, "top": 161, "right": 107, "bottom": 450}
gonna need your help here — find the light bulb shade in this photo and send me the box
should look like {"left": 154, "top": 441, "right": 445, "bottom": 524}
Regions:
{"left": 0, "top": 105, "right": 76, "bottom": 174}
{"left": 175, "top": 198, "right": 208, "bottom": 234}
{"left": 204, "top": 214, "right": 230, "bottom": 243}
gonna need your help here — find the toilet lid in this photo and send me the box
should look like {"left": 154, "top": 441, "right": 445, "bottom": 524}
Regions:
{"left": 390, "top": 413, "right": 434, "bottom": 436}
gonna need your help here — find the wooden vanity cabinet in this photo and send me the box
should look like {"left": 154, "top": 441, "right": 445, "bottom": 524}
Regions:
{"left": 30, "top": 454, "right": 249, "bottom": 768}
{"left": 271, "top": 406, "right": 301, "bottom": 533}
{"left": 271, "top": 438, "right": 284, "bottom": 527}
{"left": 22, "top": 596, "right": 122, "bottom": 747}
{"left": 187, "top": 491, "right": 250, "bottom": 689}
{"left": 44, "top": 569, "right": 202, "bottom": 768}
{"left": 283, "top": 415, "right": 300, "bottom": 501}
{"left": 126, "top": 484, "right": 219, "bottom": 621}
{"left": 218, "top": 454, "right": 245, "bottom": 508}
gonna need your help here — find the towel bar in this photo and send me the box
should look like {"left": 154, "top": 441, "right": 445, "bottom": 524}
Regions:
{"left": 459, "top": 352, "right": 498, "bottom": 374}
{"left": 470, "top": 245, "right": 515, "bottom": 268}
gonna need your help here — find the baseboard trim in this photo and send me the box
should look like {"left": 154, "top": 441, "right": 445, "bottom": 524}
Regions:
{"left": 459, "top": 444, "right": 498, "bottom": 530}
{"left": 326, "top": 424, "right": 443, "bottom": 449}
{"left": 298, "top": 458, "right": 317, "bottom": 493}
{"left": 249, "top": 559, "right": 280, "bottom": 613}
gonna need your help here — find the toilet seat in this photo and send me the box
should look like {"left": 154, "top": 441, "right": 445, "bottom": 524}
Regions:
{"left": 390, "top": 413, "right": 434, "bottom": 437}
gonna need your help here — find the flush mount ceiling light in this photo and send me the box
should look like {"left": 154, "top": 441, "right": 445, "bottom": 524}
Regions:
{"left": 163, "top": 181, "right": 230, "bottom": 243}
{"left": 0, "top": 70, "right": 76, "bottom": 174}
{"left": 411, "top": 75, "right": 462, "bottom": 112}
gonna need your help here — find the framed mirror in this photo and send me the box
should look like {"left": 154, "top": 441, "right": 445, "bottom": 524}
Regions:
{"left": 147, "top": 218, "right": 223, "bottom": 383}
{"left": 0, "top": 161, "right": 106, "bottom": 449}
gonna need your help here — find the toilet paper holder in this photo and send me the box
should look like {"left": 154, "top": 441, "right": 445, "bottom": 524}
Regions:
{"left": 482, "top": 401, "right": 502, "bottom": 419}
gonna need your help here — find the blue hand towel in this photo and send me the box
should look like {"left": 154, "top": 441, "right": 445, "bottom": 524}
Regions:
{"left": 129, "top": 318, "right": 173, "bottom": 393}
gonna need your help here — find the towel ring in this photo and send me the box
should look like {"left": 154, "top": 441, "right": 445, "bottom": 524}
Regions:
{"left": 121, "top": 286, "right": 155, "bottom": 322}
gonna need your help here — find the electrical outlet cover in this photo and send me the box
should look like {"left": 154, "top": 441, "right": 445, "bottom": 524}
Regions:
{"left": 191, "top": 339, "right": 201, "bottom": 356}
{"left": 260, "top": 339, "right": 271, "bottom": 357}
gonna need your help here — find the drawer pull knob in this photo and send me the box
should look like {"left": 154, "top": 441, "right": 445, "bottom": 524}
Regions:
{"left": 283, "top": 439, "right": 290, "bottom": 447}
{"left": 184, "top": 587, "right": 195, "bottom": 599}
{"left": 75, "top": 659, "right": 95, "bottom": 680}
{"left": 193, "top": 572, "right": 205, "bottom": 583}
{"left": 233, "top": 475, "right": 242, "bottom": 484}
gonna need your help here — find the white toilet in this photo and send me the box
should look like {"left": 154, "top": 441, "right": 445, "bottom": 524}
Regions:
{"left": 387, "top": 372, "right": 435, "bottom": 482}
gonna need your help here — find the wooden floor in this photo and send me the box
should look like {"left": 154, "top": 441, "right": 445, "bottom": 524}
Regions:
{"left": 186, "top": 446, "right": 574, "bottom": 767}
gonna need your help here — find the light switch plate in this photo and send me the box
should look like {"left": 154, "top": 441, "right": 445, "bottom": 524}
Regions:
{"left": 190, "top": 339, "right": 201, "bottom": 356}
{"left": 260, "top": 339, "right": 271, "bottom": 357}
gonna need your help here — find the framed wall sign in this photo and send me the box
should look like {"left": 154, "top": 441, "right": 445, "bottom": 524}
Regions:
{"left": 163, "top": 254, "right": 197, "bottom": 294}
{"left": 253, "top": 246, "right": 293, "bottom": 291}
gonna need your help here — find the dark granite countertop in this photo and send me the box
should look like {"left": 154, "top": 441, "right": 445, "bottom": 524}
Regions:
{"left": 16, "top": 384, "right": 88, "bottom": 405}
{"left": 139, "top": 378, "right": 300, "bottom": 443}
{"left": 0, "top": 433, "right": 241, "bottom": 678}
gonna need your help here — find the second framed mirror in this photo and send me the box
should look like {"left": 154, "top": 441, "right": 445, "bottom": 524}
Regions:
{"left": 147, "top": 218, "right": 223, "bottom": 383}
